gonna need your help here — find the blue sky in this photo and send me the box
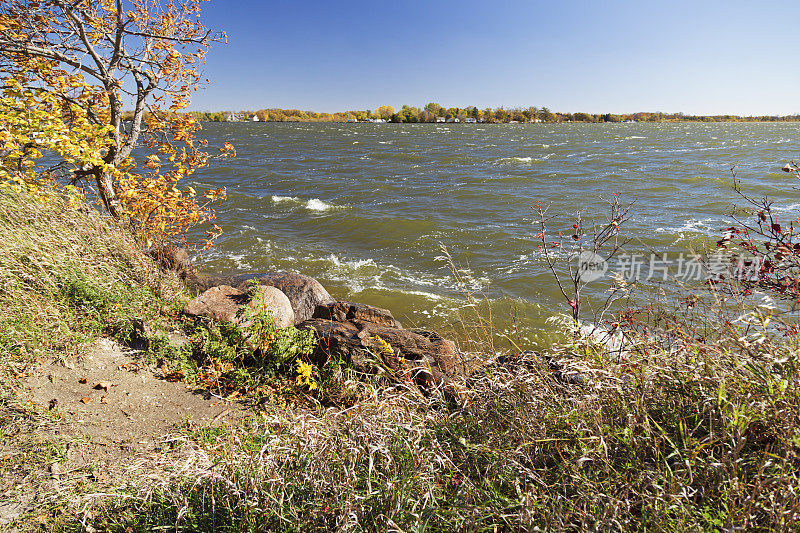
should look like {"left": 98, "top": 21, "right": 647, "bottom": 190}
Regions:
{"left": 190, "top": 0, "right": 800, "bottom": 115}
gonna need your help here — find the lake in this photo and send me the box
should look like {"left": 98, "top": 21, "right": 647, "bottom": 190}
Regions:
{"left": 189, "top": 122, "right": 800, "bottom": 348}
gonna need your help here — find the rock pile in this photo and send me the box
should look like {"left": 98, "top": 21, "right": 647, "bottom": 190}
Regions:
{"left": 182, "top": 270, "right": 465, "bottom": 389}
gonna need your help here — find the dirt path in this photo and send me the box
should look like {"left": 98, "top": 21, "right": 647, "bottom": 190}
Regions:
{"left": 24, "top": 336, "right": 248, "bottom": 459}
{"left": 1, "top": 337, "right": 251, "bottom": 529}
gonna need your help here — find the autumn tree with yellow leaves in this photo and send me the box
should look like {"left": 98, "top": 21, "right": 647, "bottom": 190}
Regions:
{"left": 0, "top": 0, "right": 232, "bottom": 246}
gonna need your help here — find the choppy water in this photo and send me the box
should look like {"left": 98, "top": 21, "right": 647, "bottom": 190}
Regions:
{"left": 189, "top": 122, "right": 800, "bottom": 347}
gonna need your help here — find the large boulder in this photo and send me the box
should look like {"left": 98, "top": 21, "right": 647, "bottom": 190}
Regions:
{"left": 299, "top": 318, "right": 366, "bottom": 366}
{"left": 184, "top": 285, "right": 246, "bottom": 322}
{"left": 247, "top": 286, "right": 295, "bottom": 328}
{"left": 232, "top": 272, "right": 334, "bottom": 324}
{"left": 183, "top": 285, "right": 295, "bottom": 328}
{"left": 299, "top": 317, "right": 462, "bottom": 382}
{"left": 313, "top": 301, "right": 402, "bottom": 328}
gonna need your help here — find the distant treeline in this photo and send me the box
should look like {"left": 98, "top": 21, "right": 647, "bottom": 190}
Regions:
{"left": 185, "top": 104, "right": 800, "bottom": 124}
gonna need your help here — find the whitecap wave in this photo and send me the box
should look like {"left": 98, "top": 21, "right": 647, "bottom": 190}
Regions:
{"left": 306, "top": 198, "right": 335, "bottom": 211}
{"left": 270, "top": 195, "right": 341, "bottom": 212}
{"left": 271, "top": 195, "right": 299, "bottom": 203}
{"left": 326, "top": 254, "right": 379, "bottom": 270}
{"left": 771, "top": 202, "right": 800, "bottom": 214}
{"left": 499, "top": 156, "right": 535, "bottom": 163}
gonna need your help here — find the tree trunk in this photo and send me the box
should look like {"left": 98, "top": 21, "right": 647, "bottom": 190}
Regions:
{"left": 95, "top": 170, "right": 121, "bottom": 219}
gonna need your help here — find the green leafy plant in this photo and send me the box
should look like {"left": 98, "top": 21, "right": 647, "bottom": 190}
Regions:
{"left": 177, "top": 289, "right": 319, "bottom": 394}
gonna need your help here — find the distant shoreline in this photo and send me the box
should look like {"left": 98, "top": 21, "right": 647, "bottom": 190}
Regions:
{"left": 194, "top": 119, "right": 800, "bottom": 124}
{"left": 180, "top": 107, "right": 800, "bottom": 125}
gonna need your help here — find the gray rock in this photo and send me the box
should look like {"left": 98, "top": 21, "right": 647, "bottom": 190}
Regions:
{"left": 247, "top": 286, "right": 295, "bottom": 328}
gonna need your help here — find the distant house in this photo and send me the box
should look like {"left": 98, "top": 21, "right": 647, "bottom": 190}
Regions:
{"left": 465, "top": 117, "right": 476, "bottom": 123}
{"left": 435, "top": 116, "right": 445, "bottom": 123}
{"left": 509, "top": 120, "right": 519, "bottom": 124}
{"left": 251, "top": 115, "right": 260, "bottom": 122}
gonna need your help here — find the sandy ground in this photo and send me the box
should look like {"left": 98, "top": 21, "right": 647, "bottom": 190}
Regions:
{"left": 0, "top": 336, "right": 251, "bottom": 529}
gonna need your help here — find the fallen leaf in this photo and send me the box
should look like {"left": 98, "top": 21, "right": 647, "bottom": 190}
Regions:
{"left": 78, "top": 377, "right": 87, "bottom": 384}
{"left": 100, "top": 395, "right": 108, "bottom": 404}
{"left": 48, "top": 398, "right": 58, "bottom": 410}
{"left": 80, "top": 397, "right": 92, "bottom": 404}
{"left": 93, "top": 381, "right": 113, "bottom": 391}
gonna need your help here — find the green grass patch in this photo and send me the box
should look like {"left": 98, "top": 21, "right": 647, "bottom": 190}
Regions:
{"left": 0, "top": 186, "right": 186, "bottom": 369}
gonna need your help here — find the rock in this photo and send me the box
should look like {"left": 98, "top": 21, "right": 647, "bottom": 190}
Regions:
{"left": 412, "top": 366, "right": 457, "bottom": 393}
{"left": 128, "top": 317, "right": 155, "bottom": 350}
{"left": 247, "top": 286, "right": 295, "bottom": 328}
{"left": 478, "top": 350, "right": 588, "bottom": 387}
{"left": 313, "top": 301, "right": 402, "bottom": 328}
{"left": 233, "top": 272, "right": 334, "bottom": 324}
{"left": 147, "top": 245, "right": 190, "bottom": 273}
{"left": 183, "top": 285, "right": 295, "bottom": 328}
{"left": 299, "top": 318, "right": 366, "bottom": 365}
{"left": 184, "top": 285, "right": 247, "bottom": 322}
{"left": 412, "top": 330, "right": 461, "bottom": 373}
{"left": 357, "top": 324, "right": 457, "bottom": 365}
{"left": 299, "top": 318, "right": 461, "bottom": 383}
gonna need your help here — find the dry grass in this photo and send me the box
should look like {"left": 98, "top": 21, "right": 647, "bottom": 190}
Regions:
{"left": 55, "top": 307, "right": 800, "bottom": 531}
{"left": 2, "top": 185, "right": 799, "bottom": 531}
{"left": 0, "top": 185, "right": 184, "bottom": 366}
{"left": 0, "top": 185, "right": 188, "bottom": 531}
